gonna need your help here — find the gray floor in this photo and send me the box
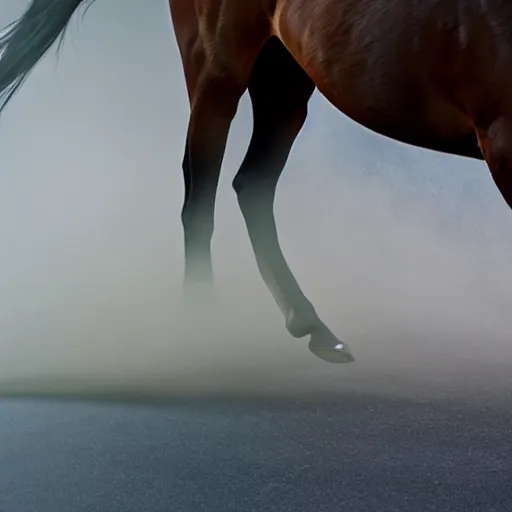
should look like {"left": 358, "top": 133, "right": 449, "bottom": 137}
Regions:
{"left": 1, "top": 394, "right": 511, "bottom": 512}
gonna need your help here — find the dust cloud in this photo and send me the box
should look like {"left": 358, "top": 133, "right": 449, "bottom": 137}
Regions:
{"left": 0, "top": 0, "right": 511, "bottom": 406}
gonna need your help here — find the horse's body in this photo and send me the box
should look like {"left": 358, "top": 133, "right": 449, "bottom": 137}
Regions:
{"left": 1, "top": 0, "right": 510, "bottom": 362}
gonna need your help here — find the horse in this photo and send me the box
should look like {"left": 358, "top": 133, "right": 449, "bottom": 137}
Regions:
{"left": 0, "top": 0, "right": 509, "bottom": 364}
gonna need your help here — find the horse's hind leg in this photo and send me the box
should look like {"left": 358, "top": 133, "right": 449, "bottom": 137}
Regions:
{"left": 170, "top": 1, "right": 269, "bottom": 301}
{"left": 180, "top": 77, "right": 243, "bottom": 292}
{"left": 176, "top": 56, "right": 262, "bottom": 299}
{"left": 233, "top": 38, "right": 354, "bottom": 363}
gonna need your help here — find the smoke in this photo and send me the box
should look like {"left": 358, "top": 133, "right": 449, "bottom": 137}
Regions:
{"left": 0, "top": 0, "right": 511, "bottom": 405}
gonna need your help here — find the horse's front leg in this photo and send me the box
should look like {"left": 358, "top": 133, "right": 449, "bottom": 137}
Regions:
{"left": 477, "top": 116, "right": 512, "bottom": 210}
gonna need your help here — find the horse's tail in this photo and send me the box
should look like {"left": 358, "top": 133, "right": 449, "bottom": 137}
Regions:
{"left": 0, "top": 0, "right": 96, "bottom": 114}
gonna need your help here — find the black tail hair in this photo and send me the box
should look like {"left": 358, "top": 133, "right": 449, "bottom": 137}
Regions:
{"left": 0, "top": 0, "right": 96, "bottom": 114}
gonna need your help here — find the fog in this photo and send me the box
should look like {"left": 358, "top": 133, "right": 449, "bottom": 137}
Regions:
{"left": 0, "top": 0, "right": 511, "bottom": 405}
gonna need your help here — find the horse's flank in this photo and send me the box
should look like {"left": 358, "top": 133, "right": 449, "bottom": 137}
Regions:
{"left": 272, "top": 0, "right": 507, "bottom": 159}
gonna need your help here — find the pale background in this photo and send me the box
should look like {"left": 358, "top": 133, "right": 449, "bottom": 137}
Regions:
{"left": 1, "top": 0, "right": 511, "bottom": 401}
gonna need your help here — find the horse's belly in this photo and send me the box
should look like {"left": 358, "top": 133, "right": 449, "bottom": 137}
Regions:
{"left": 275, "top": 0, "right": 481, "bottom": 159}
{"left": 298, "top": 38, "right": 478, "bottom": 157}
{"left": 321, "top": 81, "right": 478, "bottom": 158}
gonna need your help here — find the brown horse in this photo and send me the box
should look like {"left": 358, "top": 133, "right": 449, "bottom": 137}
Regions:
{"left": 0, "top": 1, "right": 509, "bottom": 364}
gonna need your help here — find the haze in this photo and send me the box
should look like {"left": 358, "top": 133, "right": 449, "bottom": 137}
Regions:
{"left": 1, "top": 0, "right": 511, "bottom": 404}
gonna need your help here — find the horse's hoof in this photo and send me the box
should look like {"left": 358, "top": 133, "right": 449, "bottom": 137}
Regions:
{"left": 308, "top": 327, "right": 355, "bottom": 364}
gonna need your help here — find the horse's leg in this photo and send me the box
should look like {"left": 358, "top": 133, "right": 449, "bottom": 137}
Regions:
{"left": 232, "top": 38, "right": 354, "bottom": 363}
{"left": 170, "top": 1, "right": 270, "bottom": 304}
{"left": 179, "top": 71, "right": 247, "bottom": 303}
{"left": 476, "top": 117, "right": 512, "bottom": 209}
